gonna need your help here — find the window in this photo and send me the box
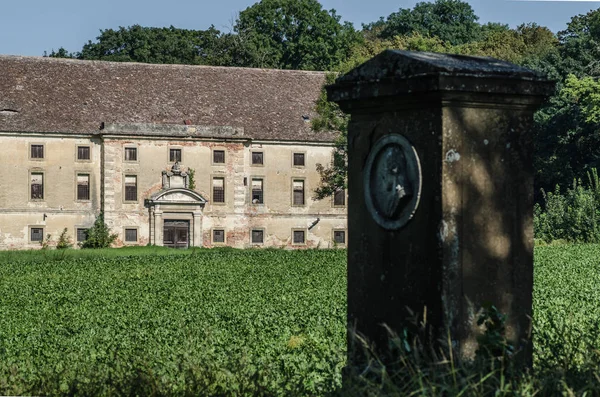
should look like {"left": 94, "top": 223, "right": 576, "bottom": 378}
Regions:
{"left": 212, "top": 177, "right": 225, "bottom": 203}
{"left": 251, "top": 151, "right": 263, "bottom": 165}
{"left": 30, "top": 144, "right": 44, "bottom": 159}
{"left": 76, "top": 228, "right": 87, "bottom": 243}
{"left": 251, "top": 229, "right": 264, "bottom": 244}
{"left": 124, "top": 175, "right": 137, "bottom": 202}
{"left": 334, "top": 230, "right": 346, "bottom": 244}
{"left": 334, "top": 189, "right": 346, "bottom": 206}
{"left": 213, "top": 229, "right": 225, "bottom": 243}
{"left": 169, "top": 148, "right": 182, "bottom": 162}
{"left": 77, "top": 146, "right": 90, "bottom": 160}
{"left": 30, "top": 172, "right": 44, "bottom": 200}
{"left": 293, "top": 152, "right": 305, "bottom": 167}
{"left": 293, "top": 229, "right": 305, "bottom": 245}
{"left": 125, "top": 228, "right": 138, "bottom": 242}
{"left": 124, "top": 147, "right": 137, "bottom": 161}
{"left": 30, "top": 227, "right": 44, "bottom": 242}
{"left": 292, "top": 179, "right": 305, "bottom": 206}
{"left": 213, "top": 150, "right": 225, "bottom": 164}
{"left": 251, "top": 178, "right": 263, "bottom": 204}
{"left": 77, "top": 174, "right": 90, "bottom": 201}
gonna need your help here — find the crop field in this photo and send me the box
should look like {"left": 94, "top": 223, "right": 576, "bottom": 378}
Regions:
{"left": 0, "top": 248, "right": 346, "bottom": 395}
{"left": 1, "top": 244, "right": 600, "bottom": 395}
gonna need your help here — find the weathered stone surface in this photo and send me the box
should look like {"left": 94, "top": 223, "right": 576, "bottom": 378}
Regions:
{"left": 328, "top": 50, "right": 554, "bottom": 364}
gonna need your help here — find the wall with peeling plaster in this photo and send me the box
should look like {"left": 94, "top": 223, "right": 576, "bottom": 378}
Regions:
{"left": 0, "top": 133, "right": 347, "bottom": 250}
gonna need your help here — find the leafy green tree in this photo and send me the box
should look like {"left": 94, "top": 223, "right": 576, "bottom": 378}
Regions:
{"left": 71, "top": 25, "right": 228, "bottom": 65}
{"left": 555, "top": 9, "right": 600, "bottom": 78}
{"left": 371, "top": 0, "right": 483, "bottom": 46}
{"left": 233, "top": 0, "right": 361, "bottom": 70}
{"left": 47, "top": 47, "right": 75, "bottom": 58}
{"left": 81, "top": 212, "right": 117, "bottom": 249}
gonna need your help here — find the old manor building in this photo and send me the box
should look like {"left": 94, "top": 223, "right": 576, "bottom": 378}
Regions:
{"left": 0, "top": 56, "right": 346, "bottom": 249}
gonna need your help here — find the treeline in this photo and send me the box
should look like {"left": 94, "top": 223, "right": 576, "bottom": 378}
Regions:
{"left": 48, "top": 0, "right": 600, "bottom": 214}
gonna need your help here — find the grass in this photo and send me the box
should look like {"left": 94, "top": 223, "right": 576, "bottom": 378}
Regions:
{"left": 1, "top": 244, "right": 600, "bottom": 395}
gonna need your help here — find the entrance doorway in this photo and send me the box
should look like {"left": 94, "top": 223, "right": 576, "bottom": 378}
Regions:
{"left": 163, "top": 220, "right": 190, "bottom": 249}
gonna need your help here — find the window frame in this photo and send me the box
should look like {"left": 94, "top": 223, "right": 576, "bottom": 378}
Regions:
{"left": 251, "top": 151, "right": 264, "bottom": 167}
{"left": 250, "top": 177, "right": 264, "bottom": 205}
{"left": 211, "top": 176, "right": 226, "bottom": 205}
{"left": 333, "top": 229, "right": 347, "bottom": 246}
{"left": 29, "top": 170, "right": 45, "bottom": 201}
{"left": 29, "top": 143, "right": 45, "bottom": 160}
{"left": 291, "top": 178, "right": 306, "bottom": 207}
{"left": 75, "top": 172, "right": 91, "bottom": 202}
{"left": 76, "top": 227, "right": 88, "bottom": 244}
{"left": 292, "top": 152, "right": 306, "bottom": 168}
{"left": 123, "top": 174, "right": 138, "bottom": 203}
{"left": 168, "top": 147, "right": 183, "bottom": 163}
{"left": 76, "top": 145, "right": 91, "bottom": 162}
{"left": 333, "top": 189, "right": 346, "bottom": 207}
{"left": 29, "top": 226, "right": 45, "bottom": 244}
{"left": 212, "top": 228, "right": 226, "bottom": 244}
{"left": 124, "top": 227, "right": 139, "bottom": 244}
{"left": 250, "top": 228, "right": 265, "bottom": 245}
{"left": 124, "top": 146, "right": 138, "bottom": 162}
{"left": 292, "top": 228, "right": 307, "bottom": 246}
{"left": 212, "top": 149, "right": 226, "bottom": 165}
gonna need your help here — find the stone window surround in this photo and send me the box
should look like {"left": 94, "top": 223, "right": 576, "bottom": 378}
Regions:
{"left": 124, "top": 145, "right": 139, "bottom": 162}
{"left": 75, "top": 171, "right": 91, "bottom": 202}
{"left": 168, "top": 146, "right": 183, "bottom": 163}
{"left": 29, "top": 143, "right": 45, "bottom": 161}
{"left": 75, "top": 226, "right": 88, "bottom": 244}
{"left": 29, "top": 225, "right": 45, "bottom": 244}
{"left": 123, "top": 227, "right": 139, "bottom": 244}
{"left": 250, "top": 228, "right": 265, "bottom": 245}
{"left": 249, "top": 176, "right": 265, "bottom": 205}
{"left": 292, "top": 151, "right": 306, "bottom": 168}
{"left": 292, "top": 228, "right": 307, "bottom": 245}
{"left": 123, "top": 174, "right": 138, "bottom": 203}
{"left": 332, "top": 188, "right": 347, "bottom": 208}
{"left": 251, "top": 150, "right": 264, "bottom": 166}
{"left": 29, "top": 169, "right": 45, "bottom": 202}
{"left": 211, "top": 175, "right": 226, "bottom": 205}
{"left": 291, "top": 178, "right": 306, "bottom": 207}
{"left": 212, "top": 228, "right": 226, "bottom": 244}
{"left": 332, "top": 228, "right": 347, "bottom": 245}
{"left": 76, "top": 145, "right": 92, "bottom": 162}
{"left": 212, "top": 147, "right": 226, "bottom": 165}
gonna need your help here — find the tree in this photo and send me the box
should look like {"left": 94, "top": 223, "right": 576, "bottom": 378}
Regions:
{"left": 233, "top": 0, "right": 361, "bottom": 70}
{"left": 46, "top": 47, "right": 75, "bottom": 58}
{"left": 81, "top": 212, "right": 117, "bottom": 248}
{"left": 63, "top": 25, "right": 229, "bottom": 66}
{"left": 372, "top": 0, "right": 483, "bottom": 46}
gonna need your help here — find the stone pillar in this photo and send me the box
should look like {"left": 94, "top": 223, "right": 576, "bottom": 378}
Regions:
{"left": 193, "top": 211, "right": 203, "bottom": 247}
{"left": 326, "top": 50, "right": 554, "bottom": 364}
{"left": 154, "top": 209, "right": 163, "bottom": 246}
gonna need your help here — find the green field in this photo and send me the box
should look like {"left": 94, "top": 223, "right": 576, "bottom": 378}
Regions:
{"left": 1, "top": 245, "right": 600, "bottom": 395}
{"left": 0, "top": 248, "right": 346, "bottom": 395}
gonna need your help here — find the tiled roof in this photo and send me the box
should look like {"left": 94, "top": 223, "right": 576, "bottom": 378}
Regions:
{"left": 0, "top": 56, "right": 336, "bottom": 142}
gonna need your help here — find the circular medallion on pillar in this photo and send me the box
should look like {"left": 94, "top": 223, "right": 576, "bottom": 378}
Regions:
{"left": 364, "top": 134, "right": 422, "bottom": 230}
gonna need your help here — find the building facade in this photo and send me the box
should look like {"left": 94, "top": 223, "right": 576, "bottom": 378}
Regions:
{"left": 0, "top": 56, "right": 346, "bottom": 249}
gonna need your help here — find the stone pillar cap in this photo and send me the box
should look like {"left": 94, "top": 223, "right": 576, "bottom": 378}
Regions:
{"left": 327, "top": 50, "right": 555, "bottom": 107}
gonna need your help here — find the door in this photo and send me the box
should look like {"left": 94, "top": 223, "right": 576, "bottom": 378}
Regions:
{"left": 163, "top": 220, "right": 190, "bottom": 248}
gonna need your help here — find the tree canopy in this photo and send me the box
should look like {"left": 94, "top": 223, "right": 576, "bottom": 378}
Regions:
{"left": 233, "top": 0, "right": 361, "bottom": 70}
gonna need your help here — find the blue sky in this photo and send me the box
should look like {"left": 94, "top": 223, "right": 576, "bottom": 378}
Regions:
{"left": 1, "top": 0, "right": 599, "bottom": 56}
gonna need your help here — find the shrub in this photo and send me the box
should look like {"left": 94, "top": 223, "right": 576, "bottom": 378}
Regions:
{"left": 534, "top": 168, "right": 600, "bottom": 243}
{"left": 56, "top": 228, "right": 72, "bottom": 249}
{"left": 81, "top": 212, "right": 117, "bottom": 248}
